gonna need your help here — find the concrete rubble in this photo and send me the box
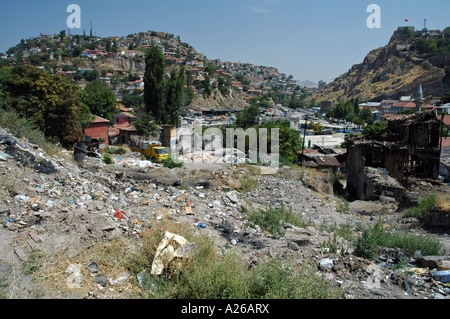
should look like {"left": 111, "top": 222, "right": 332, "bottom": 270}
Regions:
{"left": 0, "top": 126, "right": 449, "bottom": 299}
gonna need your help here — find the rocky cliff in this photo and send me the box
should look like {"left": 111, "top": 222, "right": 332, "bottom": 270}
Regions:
{"left": 312, "top": 33, "right": 450, "bottom": 103}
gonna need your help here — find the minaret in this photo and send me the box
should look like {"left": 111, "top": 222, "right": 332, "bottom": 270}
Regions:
{"left": 415, "top": 84, "right": 424, "bottom": 113}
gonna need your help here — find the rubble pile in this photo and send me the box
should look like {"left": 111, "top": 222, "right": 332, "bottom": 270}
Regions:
{"left": 1, "top": 127, "right": 449, "bottom": 299}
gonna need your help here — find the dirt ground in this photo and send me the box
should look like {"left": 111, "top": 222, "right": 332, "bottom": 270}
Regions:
{"left": 1, "top": 133, "right": 449, "bottom": 300}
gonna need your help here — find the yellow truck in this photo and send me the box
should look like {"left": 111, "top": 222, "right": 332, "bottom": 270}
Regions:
{"left": 130, "top": 141, "right": 169, "bottom": 163}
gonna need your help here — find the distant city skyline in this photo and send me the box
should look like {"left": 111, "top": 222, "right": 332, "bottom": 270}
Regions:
{"left": 0, "top": 0, "right": 449, "bottom": 83}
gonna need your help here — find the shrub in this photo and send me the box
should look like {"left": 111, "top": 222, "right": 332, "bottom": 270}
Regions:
{"left": 104, "top": 146, "right": 127, "bottom": 155}
{"left": 162, "top": 155, "right": 183, "bottom": 168}
{"left": 401, "top": 193, "right": 437, "bottom": 219}
{"left": 103, "top": 153, "right": 114, "bottom": 164}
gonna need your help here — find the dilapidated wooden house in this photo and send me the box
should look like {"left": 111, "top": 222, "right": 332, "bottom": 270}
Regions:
{"left": 346, "top": 109, "right": 444, "bottom": 201}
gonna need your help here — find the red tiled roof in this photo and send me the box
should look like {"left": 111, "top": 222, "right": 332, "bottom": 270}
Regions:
{"left": 393, "top": 102, "right": 440, "bottom": 110}
{"left": 91, "top": 116, "right": 109, "bottom": 124}
{"left": 116, "top": 112, "right": 135, "bottom": 118}
{"left": 108, "top": 122, "right": 136, "bottom": 136}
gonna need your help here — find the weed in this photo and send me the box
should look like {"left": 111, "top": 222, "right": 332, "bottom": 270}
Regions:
{"left": 162, "top": 155, "right": 183, "bottom": 169}
{"left": 103, "top": 153, "right": 114, "bottom": 164}
{"left": 354, "top": 218, "right": 444, "bottom": 259}
{"left": 245, "top": 206, "right": 310, "bottom": 236}
{"left": 23, "top": 250, "right": 44, "bottom": 276}
{"left": 336, "top": 200, "right": 350, "bottom": 213}
{"left": 0, "top": 277, "right": 8, "bottom": 299}
{"left": 104, "top": 146, "right": 127, "bottom": 155}
{"left": 435, "top": 194, "right": 450, "bottom": 212}
{"left": 239, "top": 175, "right": 257, "bottom": 193}
{"left": 137, "top": 235, "right": 342, "bottom": 299}
{"left": 401, "top": 193, "right": 437, "bottom": 219}
{"left": 0, "top": 109, "right": 60, "bottom": 155}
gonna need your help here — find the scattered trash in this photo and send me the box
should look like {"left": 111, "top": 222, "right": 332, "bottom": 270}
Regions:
{"left": 0, "top": 151, "right": 11, "bottom": 161}
{"left": 137, "top": 270, "right": 158, "bottom": 295}
{"left": 109, "top": 272, "right": 130, "bottom": 286}
{"left": 114, "top": 209, "right": 125, "bottom": 219}
{"left": 325, "top": 273, "right": 335, "bottom": 280}
{"left": 319, "top": 258, "right": 333, "bottom": 271}
{"left": 212, "top": 200, "right": 222, "bottom": 207}
{"left": 66, "top": 264, "right": 83, "bottom": 289}
{"left": 404, "top": 281, "right": 410, "bottom": 295}
{"left": 196, "top": 222, "right": 206, "bottom": 228}
{"left": 0, "top": 135, "right": 16, "bottom": 145}
{"left": 14, "top": 195, "right": 30, "bottom": 203}
{"left": 94, "top": 274, "right": 108, "bottom": 287}
{"left": 438, "top": 260, "right": 450, "bottom": 271}
{"left": 184, "top": 205, "right": 193, "bottom": 215}
{"left": 87, "top": 261, "right": 99, "bottom": 273}
{"left": 432, "top": 270, "right": 450, "bottom": 283}
{"left": 45, "top": 200, "right": 55, "bottom": 208}
{"left": 150, "top": 231, "right": 195, "bottom": 275}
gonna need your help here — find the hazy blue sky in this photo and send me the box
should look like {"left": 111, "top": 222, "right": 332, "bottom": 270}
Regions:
{"left": 1, "top": 0, "right": 449, "bottom": 83}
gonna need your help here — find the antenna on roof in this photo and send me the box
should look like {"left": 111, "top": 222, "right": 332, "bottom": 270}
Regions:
{"left": 423, "top": 18, "right": 427, "bottom": 30}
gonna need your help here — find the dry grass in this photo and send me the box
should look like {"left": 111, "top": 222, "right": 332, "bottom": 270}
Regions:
{"left": 435, "top": 194, "right": 450, "bottom": 212}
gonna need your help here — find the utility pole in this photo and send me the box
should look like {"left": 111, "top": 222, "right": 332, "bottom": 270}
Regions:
{"left": 300, "top": 114, "right": 309, "bottom": 167}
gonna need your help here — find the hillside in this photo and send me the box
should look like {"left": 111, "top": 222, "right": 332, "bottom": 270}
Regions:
{"left": 311, "top": 27, "right": 450, "bottom": 103}
{"left": 1, "top": 31, "right": 305, "bottom": 111}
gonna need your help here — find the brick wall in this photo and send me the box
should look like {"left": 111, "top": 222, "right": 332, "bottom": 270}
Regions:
{"left": 84, "top": 123, "right": 109, "bottom": 145}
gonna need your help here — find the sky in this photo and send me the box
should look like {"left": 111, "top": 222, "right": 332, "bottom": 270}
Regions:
{"left": 0, "top": 0, "right": 449, "bottom": 83}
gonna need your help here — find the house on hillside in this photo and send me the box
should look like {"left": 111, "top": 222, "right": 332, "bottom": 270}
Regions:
{"left": 108, "top": 122, "right": 137, "bottom": 145}
{"left": 114, "top": 112, "right": 135, "bottom": 125}
{"left": 391, "top": 102, "right": 442, "bottom": 115}
{"left": 84, "top": 116, "right": 110, "bottom": 148}
{"left": 380, "top": 100, "right": 399, "bottom": 115}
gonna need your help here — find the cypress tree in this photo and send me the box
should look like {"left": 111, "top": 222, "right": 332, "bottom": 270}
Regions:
{"left": 144, "top": 46, "right": 166, "bottom": 124}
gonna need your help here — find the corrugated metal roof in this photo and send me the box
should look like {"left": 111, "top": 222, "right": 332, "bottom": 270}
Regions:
{"left": 312, "top": 156, "right": 341, "bottom": 167}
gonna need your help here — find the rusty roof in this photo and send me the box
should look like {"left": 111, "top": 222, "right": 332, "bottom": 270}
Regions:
{"left": 312, "top": 156, "right": 341, "bottom": 167}
{"left": 91, "top": 116, "right": 109, "bottom": 124}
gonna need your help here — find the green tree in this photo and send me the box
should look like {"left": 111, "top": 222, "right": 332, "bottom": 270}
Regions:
{"left": 59, "top": 30, "right": 66, "bottom": 42}
{"left": 363, "top": 121, "right": 387, "bottom": 136}
{"left": 236, "top": 104, "right": 260, "bottom": 129}
{"left": 203, "top": 73, "right": 212, "bottom": 97}
{"left": 2, "top": 64, "right": 89, "bottom": 145}
{"left": 121, "top": 91, "right": 144, "bottom": 109}
{"left": 81, "top": 79, "right": 117, "bottom": 123}
{"left": 132, "top": 112, "right": 158, "bottom": 137}
{"left": 258, "top": 120, "right": 302, "bottom": 164}
{"left": 359, "top": 107, "right": 374, "bottom": 125}
{"left": 83, "top": 69, "right": 99, "bottom": 82}
{"left": 144, "top": 46, "right": 166, "bottom": 124}
{"left": 309, "top": 121, "right": 323, "bottom": 134}
{"left": 352, "top": 98, "right": 360, "bottom": 116}
{"left": 333, "top": 100, "right": 353, "bottom": 120}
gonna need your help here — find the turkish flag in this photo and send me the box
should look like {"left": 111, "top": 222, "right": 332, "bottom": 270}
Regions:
{"left": 405, "top": 19, "right": 409, "bottom": 22}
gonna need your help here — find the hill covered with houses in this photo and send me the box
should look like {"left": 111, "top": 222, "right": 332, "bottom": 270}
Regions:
{"left": 1, "top": 30, "right": 312, "bottom": 114}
